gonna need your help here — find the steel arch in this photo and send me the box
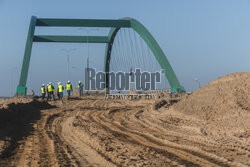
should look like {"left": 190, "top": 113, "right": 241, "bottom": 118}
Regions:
{"left": 104, "top": 18, "right": 185, "bottom": 93}
{"left": 16, "top": 16, "right": 185, "bottom": 95}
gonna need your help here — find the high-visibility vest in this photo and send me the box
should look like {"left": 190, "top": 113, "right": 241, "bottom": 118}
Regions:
{"left": 41, "top": 86, "right": 45, "bottom": 93}
{"left": 66, "top": 84, "right": 72, "bottom": 91}
{"left": 48, "top": 85, "right": 53, "bottom": 92}
{"left": 78, "top": 83, "right": 83, "bottom": 89}
{"left": 58, "top": 85, "right": 64, "bottom": 92}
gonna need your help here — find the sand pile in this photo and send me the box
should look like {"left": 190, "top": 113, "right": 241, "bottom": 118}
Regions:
{"left": 173, "top": 72, "right": 250, "bottom": 136}
{"left": 0, "top": 99, "right": 55, "bottom": 160}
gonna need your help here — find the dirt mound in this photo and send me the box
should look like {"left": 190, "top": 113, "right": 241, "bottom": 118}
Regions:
{"left": 173, "top": 72, "right": 250, "bottom": 136}
{"left": 0, "top": 99, "right": 55, "bottom": 163}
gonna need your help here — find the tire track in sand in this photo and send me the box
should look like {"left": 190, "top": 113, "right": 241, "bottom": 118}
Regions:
{"left": 89, "top": 108, "right": 245, "bottom": 167}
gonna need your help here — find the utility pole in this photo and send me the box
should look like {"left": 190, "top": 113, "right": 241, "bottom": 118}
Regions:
{"left": 77, "top": 28, "right": 99, "bottom": 92}
{"left": 10, "top": 67, "right": 17, "bottom": 97}
{"left": 61, "top": 48, "right": 76, "bottom": 81}
{"left": 194, "top": 78, "right": 201, "bottom": 89}
{"left": 87, "top": 57, "right": 89, "bottom": 90}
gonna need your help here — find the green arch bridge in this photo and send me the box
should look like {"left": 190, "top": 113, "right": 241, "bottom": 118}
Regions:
{"left": 16, "top": 16, "right": 185, "bottom": 95}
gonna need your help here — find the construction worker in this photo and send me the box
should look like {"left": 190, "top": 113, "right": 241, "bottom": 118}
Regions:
{"left": 47, "top": 82, "right": 55, "bottom": 101}
{"left": 46, "top": 84, "right": 49, "bottom": 99}
{"left": 56, "top": 82, "right": 60, "bottom": 99}
{"left": 78, "top": 81, "right": 84, "bottom": 97}
{"left": 41, "top": 84, "right": 46, "bottom": 100}
{"left": 66, "top": 81, "right": 73, "bottom": 100}
{"left": 129, "top": 67, "right": 133, "bottom": 76}
{"left": 58, "top": 82, "right": 64, "bottom": 100}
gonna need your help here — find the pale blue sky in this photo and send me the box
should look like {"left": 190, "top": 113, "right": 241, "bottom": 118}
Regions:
{"left": 0, "top": 0, "right": 250, "bottom": 96}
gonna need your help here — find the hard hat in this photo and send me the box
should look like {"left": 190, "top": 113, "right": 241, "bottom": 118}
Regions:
{"left": 68, "top": 80, "right": 70, "bottom": 83}
{"left": 79, "top": 81, "right": 81, "bottom": 83}
{"left": 47, "top": 84, "right": 49, "bottom": 86}
{"left": 42, "top": 84, "right": 45, "bottom": 86}
{"left": 58, "top": 82, "right": 60, "bottom": 85}
{"left": 49, "top": 82, "right": 52, "bottom": 84}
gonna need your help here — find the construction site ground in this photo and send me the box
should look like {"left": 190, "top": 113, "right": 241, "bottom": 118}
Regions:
{"left": 0, "top": 73, "right": 250, "bottom": 167}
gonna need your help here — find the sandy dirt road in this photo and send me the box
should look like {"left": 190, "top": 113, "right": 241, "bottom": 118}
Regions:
{"left": 0, "top": 95, "right": 249, "bottom": 167}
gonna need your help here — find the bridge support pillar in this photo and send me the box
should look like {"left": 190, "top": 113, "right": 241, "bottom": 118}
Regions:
{"left": 16, "top": 16, "right": 36, "bottom": 95}
{"left": 16, "top": 86, "right": 27, "bottom": 96}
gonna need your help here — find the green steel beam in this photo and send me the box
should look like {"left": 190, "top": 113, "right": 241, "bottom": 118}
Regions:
{"left": 104, "top": 27, "right": 120, "bottom": 94}
{"left": 36, "top": 18, "right": 131, "bottom": 28}
{"left": 104, "top": 18, "right": 185, "bottom": 93}
{"left": 16, "top": 16, "right": 37, "bottom": 95}
{"left": 33, "top": 35, "right": 109, "bottom": 43}
{"left": 128, "top": 18, "right": 185, "bottom": 93}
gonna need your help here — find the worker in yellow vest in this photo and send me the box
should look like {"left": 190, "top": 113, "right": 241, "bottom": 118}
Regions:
{"left": 78, "top": 81, "right": 84, "bottom": 97}
{"left": 58, "top": 82, "right": 64, "bottom": 100}
{"left": 56, "top": 82, "right": 60, "bottom": 99}
{"left": 46, "top": 84, "right": 49, "bottom": 98}
{"left": 66, "top": 81, "right": 73, "bottom": 100}
{"left": 41, "top": 84, "right": 46, "bottom": 100}
{"left": 47, "top": 82, "right": 55, "bottom": 101}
